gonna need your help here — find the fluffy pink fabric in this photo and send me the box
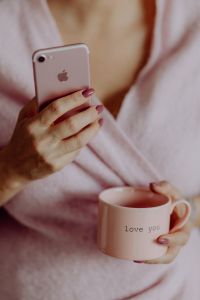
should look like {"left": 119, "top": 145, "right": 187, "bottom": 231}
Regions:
{"left": 0, "top": 0, "right": 200, "bottom": 299}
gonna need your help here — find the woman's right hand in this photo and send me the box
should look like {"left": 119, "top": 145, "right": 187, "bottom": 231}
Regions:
{"left": 3, "top": 88, "right": 103, "bottom": 183}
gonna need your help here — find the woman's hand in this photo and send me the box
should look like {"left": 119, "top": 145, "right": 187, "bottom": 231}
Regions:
{"left": 2, "top": 88, "right": 104, "bottom": 184}
{"left": 134, "top": 180, "right": 193, "bottom": 264}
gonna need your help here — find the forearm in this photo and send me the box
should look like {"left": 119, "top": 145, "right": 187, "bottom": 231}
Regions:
{"left": 0, "top": 147, "right": 27, "bottom": 207}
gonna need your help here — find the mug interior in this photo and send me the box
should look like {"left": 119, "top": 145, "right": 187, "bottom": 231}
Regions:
{"left": 99, "top": 187, "right": 169, "bottom": 208}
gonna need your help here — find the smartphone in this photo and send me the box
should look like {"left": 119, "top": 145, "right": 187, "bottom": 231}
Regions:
{"left": 32, "top": 43, "right": 91, "bottom": 122}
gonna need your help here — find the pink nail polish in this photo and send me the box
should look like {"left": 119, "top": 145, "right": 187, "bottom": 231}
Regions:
{"left": 96, "top": 105, "right": 104, "bottom": 114}
{"left": 82, "top": 88, "right": 95, "bottom": 98}
{"left": 158, "top": 238, "right": 168, "bottom": 244}
{"left": 98, "top": 118, "right": 104, "bottom": 126}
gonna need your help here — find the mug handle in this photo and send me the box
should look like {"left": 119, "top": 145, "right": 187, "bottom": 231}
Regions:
{"left": 169, "top": 199, "right": 191, "bottom": 233}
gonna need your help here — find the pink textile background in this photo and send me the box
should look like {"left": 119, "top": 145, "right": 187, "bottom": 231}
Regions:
{"left": 0, "top": 0, "right": 200, "bottom": 299}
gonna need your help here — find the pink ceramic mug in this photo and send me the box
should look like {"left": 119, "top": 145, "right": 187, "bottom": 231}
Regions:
{"left": 97, "top": 186, "right": 191, "bottom": 260}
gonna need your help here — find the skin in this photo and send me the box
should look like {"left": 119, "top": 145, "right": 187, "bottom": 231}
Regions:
{"left": 47, "top": 0, "right": 155, "bottom": 118}
{"left": 0, "top": 89, "right": 103, "bottom": 205}
{"left": 47, "top": 0, "right": 200, "bottom": 265}
{"left": 0, "top": 0, "right": 200, "bottom": 265}
{"left": 135, "top": 180, "right": 195, "bottom": 264}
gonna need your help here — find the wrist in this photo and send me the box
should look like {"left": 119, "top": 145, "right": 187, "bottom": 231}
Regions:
{"left": 0, "top": 145, "right": 29, "bottom": 190}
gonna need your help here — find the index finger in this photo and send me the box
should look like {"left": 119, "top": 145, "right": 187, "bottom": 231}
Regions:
{"left": 157, "top": 229, "right": 190, "bottom": 247}
{"left": 36, "top": 89, "right": 93, "bottom": 127}
{"left": 142, "top": 246, "right": 181, "bottom": 264}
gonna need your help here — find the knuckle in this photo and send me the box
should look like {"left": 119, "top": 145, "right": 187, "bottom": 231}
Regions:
{"left": 26, "top": 122, "right": 41, "bottom": 141}
{"left": 38, "top": 113, "right": 47, "bottom": 126}
{"left": 49, "top": 102, "right": 61, "bottom": 115}
{"left": 67, "top": 117, "right": 78, "bottom": 132}
{"left": 26, "top": 122, "right": 35, "bottom": 135}
{"left": 90, "top": 106, "right": 99, "bottom": 118}
{"left": 71, "top": 91, "right": 82, "bottom": 104}
{"left": 76, "top": 136, "right": 85, "bottom": 148}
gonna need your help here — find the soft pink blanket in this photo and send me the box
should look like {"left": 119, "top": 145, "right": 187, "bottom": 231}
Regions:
{"left": 0, "top": 0, "right": 200, "bottom": 299}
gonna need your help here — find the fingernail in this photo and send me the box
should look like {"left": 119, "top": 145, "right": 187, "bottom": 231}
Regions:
{"left": 98, "top": 118, "right": 104, "bottom": 126}
{"left": 82, "top": 88, "right": 95, "bottom": 98}
{"left": 133, "top": 260, "right": 145, "bottom": 263}
{"left": 96, "top": 105, "right": 104, "bottom": 114}
{"left": 158, "top": 238, "right": 169, "bottom": 244}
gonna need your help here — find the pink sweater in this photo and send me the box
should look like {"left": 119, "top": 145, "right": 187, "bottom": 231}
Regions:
{"left": 0, "top": 0, "right": 200, "bottom": 299}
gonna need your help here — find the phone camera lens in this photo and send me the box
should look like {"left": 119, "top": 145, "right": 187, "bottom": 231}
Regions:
{"left": 37, "top": 55, "right": 46, "bottom": 63}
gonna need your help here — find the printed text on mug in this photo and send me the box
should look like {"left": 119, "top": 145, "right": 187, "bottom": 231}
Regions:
{"left": 124, "top": 225, "right": 160, "bottom": 233}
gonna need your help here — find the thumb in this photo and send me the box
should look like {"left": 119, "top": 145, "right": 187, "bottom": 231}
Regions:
{"left": 18, "top": 98, "right": 38, "bottom": 121}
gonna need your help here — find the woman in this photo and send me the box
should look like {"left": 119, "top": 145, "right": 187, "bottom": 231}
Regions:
{"left": 0, "top": 0, "right": 200, "bottom": 299}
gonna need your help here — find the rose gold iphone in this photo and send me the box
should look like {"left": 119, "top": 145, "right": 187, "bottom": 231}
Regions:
{"left": 32, "top": 43, "right": 91, "bottom": 121}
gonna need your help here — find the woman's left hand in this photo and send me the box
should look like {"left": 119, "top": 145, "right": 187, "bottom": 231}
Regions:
{"left": 134, "top": 180, "right": 193, "bottom": 264}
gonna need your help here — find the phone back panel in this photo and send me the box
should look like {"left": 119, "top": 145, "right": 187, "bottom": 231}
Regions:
{"left": 32, "top": 43, "right": 91, "bottom": 111}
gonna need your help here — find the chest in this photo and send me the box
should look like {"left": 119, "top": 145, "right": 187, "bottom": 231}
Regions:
{"left": 55, "top": 27, "right": 151, "bottom": 119}
{"left": 89, "top": 28, "right": 150, "bottom": 119}
{"left": 60, "top": 30, "right": 150, "bottom": 119}
{"left": 46, "top": 0, "right": 156, "bottom": 119}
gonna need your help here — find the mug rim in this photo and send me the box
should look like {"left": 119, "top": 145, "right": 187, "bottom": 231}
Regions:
{"left": 98, "top": 186, "right": 171, "bottom": 210}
